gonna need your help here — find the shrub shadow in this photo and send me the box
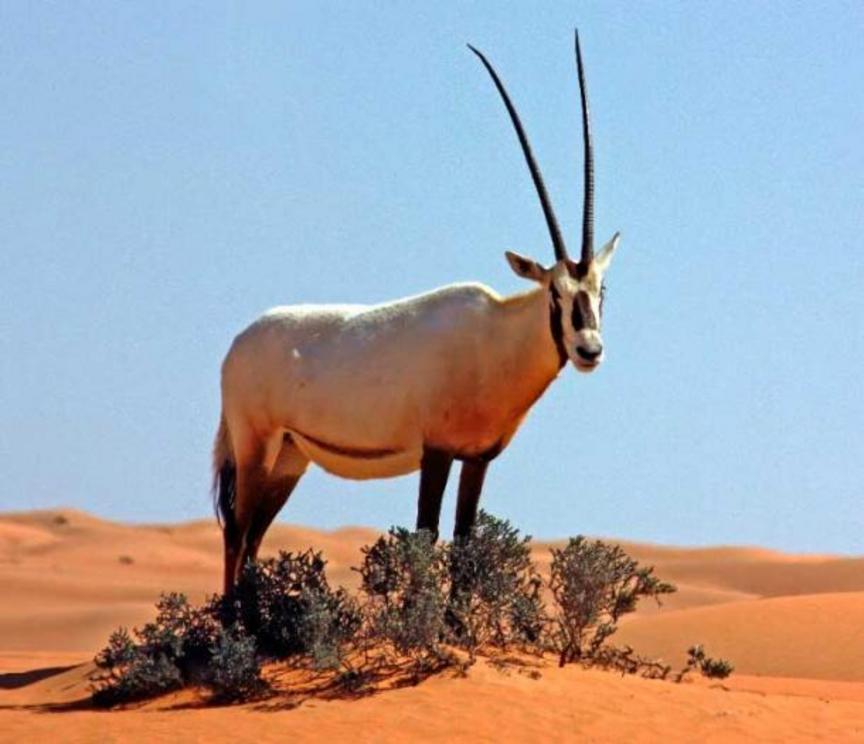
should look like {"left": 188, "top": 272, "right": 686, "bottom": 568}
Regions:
{"left": 0, "top": 664, "right": 79, "bottom": 690}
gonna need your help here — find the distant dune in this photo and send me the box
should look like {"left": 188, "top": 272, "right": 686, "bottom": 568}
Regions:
{"left": 2, "top": 508, "right": 863, "bottom": 741}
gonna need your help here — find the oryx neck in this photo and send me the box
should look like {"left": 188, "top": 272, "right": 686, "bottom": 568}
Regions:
{"left": 500, "top": 286, "right": 566, "bottom": 382}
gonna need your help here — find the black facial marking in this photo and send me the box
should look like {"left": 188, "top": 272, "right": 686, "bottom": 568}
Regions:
{"left": 548, "top": 284, "right": 569, "bottom": 369}
{"left": 571, "top": 293, "right": 586, "bottom": 331}
{"left": 571, "top": 290, "right": 598, "bottom": 331}
{"left": 566, "top": 259, "right": 589, "bottom": 280}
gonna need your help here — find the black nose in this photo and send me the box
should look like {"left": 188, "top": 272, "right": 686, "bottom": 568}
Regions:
{"left": 576, "top": 344, "right": 603, "bottom": 362}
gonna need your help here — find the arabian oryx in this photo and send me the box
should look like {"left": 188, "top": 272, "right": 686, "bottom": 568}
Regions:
{"left": 213, "top": 31, "right": 621, "bottom": 593}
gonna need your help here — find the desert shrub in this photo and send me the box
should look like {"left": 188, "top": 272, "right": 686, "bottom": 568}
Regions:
{"left": 357, "top": 528, "right": 451, "bottom": 671}
{"left": 93, "top": 517, "right": 723, "bottom": 706}
{"left": 95, "top": 626, "right": 137, "bottom": 669}
{"left": 94, "top": 648, "right": 184, "bottom": 706}
{"left": 225, "top": 550, "right": 361, "bottom": 665}
{"left": 206, "top": 624, "right": 265, "bottom": 700}
{"left": 295, "top": 585, "right": 363, "bottom": 671}
{"left": 700, "top": 654, "right": 734, "bottom": 679}
{"left": 149, "top": 592, "right": 221, "bottom": 671}
{"left": 675, "top": 644, "right": 734, "bottom": 682}
{"left": 590, "top": 644, "right": 673, "bottom": 679}
{"left": 93, "top": 593, "right": 260, "bottom": 705}
{"left": 92, "top": 592, "right": 257, "bottom": 706}
{"left": 92, "top": 626, "right": 185, "bottom": 706}
{"left": 93, "top": 552, "right": 360, "bottom": 705}
{"left": 446, "top": 512, "right": 546, "bottom": 655}
{"left": 549, "top": 536, "right": 676, "bottom": 667}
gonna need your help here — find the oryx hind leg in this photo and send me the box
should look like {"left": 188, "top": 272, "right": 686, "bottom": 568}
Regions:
{"left": 221, "top": 422, "right": 267, "bottom": 594}
{"left": 241, "top": 432, "right": 309, "bottom": 565}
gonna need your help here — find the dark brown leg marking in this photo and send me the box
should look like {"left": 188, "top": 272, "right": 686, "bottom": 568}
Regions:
{"left": 222, "top": 523, "right": 242, "bottom": 597}
{"left": 241, "top": 475, "right": 301, "bottom": 567}
{"left": 416, "top": 447, "right": 453, "bottom": 540}
{"left": 217, "top": 461, "right": 241, "bottom": 597}
{"left": 454, "top": 459, "right": 489, "bottom": 539}
{"left": 223, "top": 462, "right": 265, "bottom": 595}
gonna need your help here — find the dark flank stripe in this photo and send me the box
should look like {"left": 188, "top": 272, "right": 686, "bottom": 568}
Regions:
{"left": 286, "top": 429, "right": 402, "bottom": 459}
{"left": 548, "top": 285, "right": 569, "bottom": 369}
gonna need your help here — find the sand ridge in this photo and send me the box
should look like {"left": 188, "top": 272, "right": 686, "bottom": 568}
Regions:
{"left": 1, "top": 509, "right": 863, "bottom": 741}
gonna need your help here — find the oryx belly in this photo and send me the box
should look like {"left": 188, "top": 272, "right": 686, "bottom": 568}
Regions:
{"left": 288, "top": 430, "right": 421, "bottom": 479}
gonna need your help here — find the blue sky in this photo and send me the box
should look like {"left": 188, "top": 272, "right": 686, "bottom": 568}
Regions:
{"left": 1, "top": 2, "right": 862, "bottom": 552}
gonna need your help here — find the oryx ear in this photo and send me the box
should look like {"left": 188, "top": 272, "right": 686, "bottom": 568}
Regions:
{"left": 594, "top": 232, "right": 620, "bottom": 273}
{"left": 505, "top": 251, "right": 551, "bottom": 283}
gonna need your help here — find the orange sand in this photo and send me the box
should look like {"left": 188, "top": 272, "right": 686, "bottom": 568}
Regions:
{"left": 2, "top": 509, "right": 863, "bottom": 742}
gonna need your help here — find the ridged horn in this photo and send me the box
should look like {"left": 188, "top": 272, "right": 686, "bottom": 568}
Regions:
{"left": 575, "top": 29, "right": 594, "bottom": 264}
{"left": 468, "top": 44, "right": 569, "bottom": 262}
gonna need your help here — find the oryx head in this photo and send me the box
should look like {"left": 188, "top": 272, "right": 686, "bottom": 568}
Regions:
{"left": 470, "top": 31, "right": 620, "bottom": 373}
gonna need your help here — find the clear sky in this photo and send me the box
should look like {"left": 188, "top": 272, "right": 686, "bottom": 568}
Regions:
{"left": 1, "top": 2, "right": 862, "bottom": 552}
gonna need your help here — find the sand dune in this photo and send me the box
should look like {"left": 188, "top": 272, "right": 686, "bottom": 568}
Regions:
{"left": 617, "top": 592, "right": 864, "bottom": 681}
{"left": 2, "top": 508, "right": 863, "bottom": 741}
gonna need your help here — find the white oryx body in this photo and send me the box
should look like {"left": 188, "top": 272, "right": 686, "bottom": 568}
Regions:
{"left": 220, "top": 282, "right": 562, "bottom": 482}
{"left": 214, "top": 32, "right": 624, "bottom": 594}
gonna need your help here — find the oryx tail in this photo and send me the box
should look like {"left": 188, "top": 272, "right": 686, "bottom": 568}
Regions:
{"left": 212, "top": 413, "right": 237, "bottom": 534}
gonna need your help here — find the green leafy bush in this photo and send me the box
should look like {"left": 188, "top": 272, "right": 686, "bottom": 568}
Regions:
{"left": 206, "top": 624, "right": 265, "bottom": 700}
{"left": 295, "top": 585, "right": 363, "bottom": 671}
{"left": 92, "top": 595, "right": 204, "bottom": 707}
{"left": 447, "top": 512, "right": 546, "bottom": 655}
{"left": 357, "top": 528, "right": 452, "bottom": 672}
{"left": 150, "top": 592, "right": 220, "bottom": 669}
{"left": 675, "top": 644, "right": 734, "bottom": 681}
{"left": 225, "top": 550, "right": 357, "bottom": 659}
{"left": 92, "top": 515, "right": 731, "bottom": 707}
{"left": 93, "top": 642, "right": 183, "bottom": 707}
{"left": 92, "top": 592, "right": 262, "bottom": 706}
{"left": 548, "top": 536, "right": 676, "bottom": 667}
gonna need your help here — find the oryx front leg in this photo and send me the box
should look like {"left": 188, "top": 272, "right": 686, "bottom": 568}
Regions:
{"left": 416, "top": 447, "right": 454, "bottom": 541}
{"left": 447, "top": 458, "right": 491, "bottom": 634}
{"left": 454, "top": 459, "right": 489, "bottom": 539}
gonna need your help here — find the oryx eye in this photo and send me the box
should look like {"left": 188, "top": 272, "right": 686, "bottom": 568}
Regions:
{"left": 599, "top": 283, "right": 607, "bottom": 315}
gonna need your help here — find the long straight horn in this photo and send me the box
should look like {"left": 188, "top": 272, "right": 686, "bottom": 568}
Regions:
{"left": 468, "top": 44, "right": 569, "bottom": 262}
{"left": 575, "top": 29, "right": 594, "bottom": 264}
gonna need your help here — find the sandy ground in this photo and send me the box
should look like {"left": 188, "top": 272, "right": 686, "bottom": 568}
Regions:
{"left": 2, "top": 508, "right": 863, "bottom": 742}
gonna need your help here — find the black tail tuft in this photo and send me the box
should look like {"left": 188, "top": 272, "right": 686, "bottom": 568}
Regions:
{"left": 215, "top": 460, "right": 239, "bottom": 543}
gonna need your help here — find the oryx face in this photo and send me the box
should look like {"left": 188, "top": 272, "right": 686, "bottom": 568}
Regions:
{"left": 506, "top": 232, "right": 619, "bottom": 373}
{"left": 471, "top": 32, "right": 621, "bottom": 374}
